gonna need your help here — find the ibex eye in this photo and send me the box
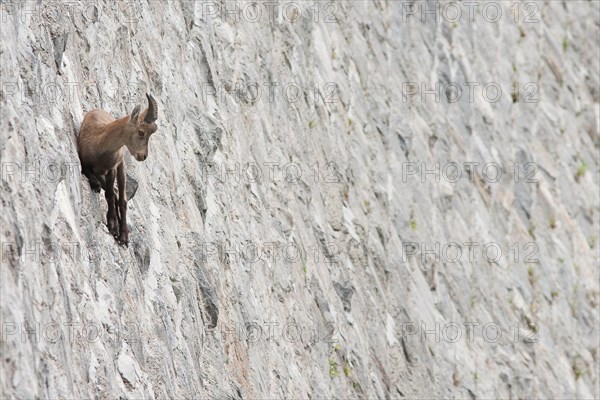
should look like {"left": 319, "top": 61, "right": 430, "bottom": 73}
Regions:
{"left": 138, "top": 131, "right": 144, "bottom": 137}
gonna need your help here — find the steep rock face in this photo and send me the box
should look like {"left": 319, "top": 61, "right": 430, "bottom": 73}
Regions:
{"left": 1, "top": 1, "right": 599, "bottom": 398}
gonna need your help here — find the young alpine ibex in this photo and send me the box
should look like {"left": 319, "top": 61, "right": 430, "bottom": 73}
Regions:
{"left": 78, "top": 94, "right": 158, "bottom": 246}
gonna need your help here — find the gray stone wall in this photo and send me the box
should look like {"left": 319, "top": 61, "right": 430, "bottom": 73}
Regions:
{"left": 1, "top": 1, "right": 598, "bottom": 398}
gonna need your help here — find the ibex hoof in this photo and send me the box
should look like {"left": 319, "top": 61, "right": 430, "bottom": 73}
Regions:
{"left": 117, "top": 234, "right": 129, "bottom": 247}
{"left": 107, "top": 220, "right": 119, "bottom": 237}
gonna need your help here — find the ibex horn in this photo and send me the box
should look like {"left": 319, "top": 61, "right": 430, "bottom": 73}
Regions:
{"left": 144, "top": 93, "right": 158, "bottom": 123}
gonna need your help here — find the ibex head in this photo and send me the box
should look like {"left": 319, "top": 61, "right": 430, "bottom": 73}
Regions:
{"left": 126, "top": 93, "right": 158, "bottom": 161}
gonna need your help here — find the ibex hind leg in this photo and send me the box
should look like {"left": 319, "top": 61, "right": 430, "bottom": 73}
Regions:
{"left": 82, "top": 166, "right": 102, "bottom": 193}
{"left": 104, "top": 169, "right": 119, "bottom": 238}
{"left": 114, "top": 191, "right": 121, "bottom": 227}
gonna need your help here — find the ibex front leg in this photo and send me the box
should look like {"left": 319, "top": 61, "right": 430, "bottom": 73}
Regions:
{"left": 105, "top": 168, "right": 119, "bottom": 238}
{"left": 116, "top": 161, "right": 129, "bottom": 246}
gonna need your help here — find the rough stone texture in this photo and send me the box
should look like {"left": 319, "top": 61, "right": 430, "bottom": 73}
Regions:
{"left": 1, "top": 1, "right": 599, "bottom": 398}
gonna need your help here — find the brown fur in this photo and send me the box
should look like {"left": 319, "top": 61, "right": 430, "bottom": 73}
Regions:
{"left": 78, "top": 94, "right": 158, "bottom": 246}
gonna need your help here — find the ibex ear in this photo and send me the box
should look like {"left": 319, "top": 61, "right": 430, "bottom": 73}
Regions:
{"left": 130, "top": 105, "right": 141, "bottom": 123}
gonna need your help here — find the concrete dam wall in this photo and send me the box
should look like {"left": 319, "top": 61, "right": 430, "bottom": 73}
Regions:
{"left": 1, "top": 1, "right": 599, "bottom": 398}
